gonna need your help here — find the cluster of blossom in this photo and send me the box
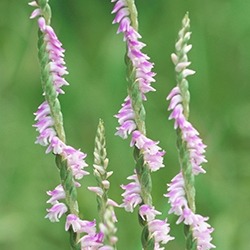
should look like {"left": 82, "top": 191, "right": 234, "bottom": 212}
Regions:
{"left": 121, "top": 186, "right": 175, "bottom": 249}
{"left": 111, "top": 1, "right": 173, "bottom": 248}
{"left": 30, "top": 1, "right": 108, "bottom": 248}
{"left": 167, "top": 86, "right": 207, "bottom": 175}
{"left": 165, "top": 173, "right": 215, "bottom": 249}
{"left": 139, "top": 205, "right": 174, "bottom": 249}
{"left": 121, "top": 174, "right": 174, "bottom": 248}
{"left": 165, "top": 14, "right": 215, "bottom": 249}
{"left": 46, "top": 188, "right": 105, "bottom": 248}
{"left": 111, "top": 0, "right": 165, "bottom": 175}
{"left": 30, "top": 0, "right": 88, "bottom": 187}
{"left": 112, "top": 0, "right": 165, "bottom": 173}
{"left": 30, "top": 1, "right": 215, "bottom": 249}
{"left": 34, "top": 102, "right": 88, "bottom": 180}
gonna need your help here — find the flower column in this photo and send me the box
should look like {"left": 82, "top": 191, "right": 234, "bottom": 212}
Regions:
{"left": 29, "top": 1, "right": 100, "bottom": 249}
{"left": 111, "top": 0, "right": 173, "bottom": 249}
{"left": 165, "top": 13, "right": 215, "bottom": 250}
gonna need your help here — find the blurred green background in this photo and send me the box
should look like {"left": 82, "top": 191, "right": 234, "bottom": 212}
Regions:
{"left": 1, "top": 0, "right": 250, "bottom": 249}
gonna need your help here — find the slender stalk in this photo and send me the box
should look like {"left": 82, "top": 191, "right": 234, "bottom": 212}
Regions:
{"left": 92, "top": 119, "right": 118, "bottom": 248}
{"left": 125, "top": 1, "right": 153, "bottom": 248}
{"left": 112, "top": 1, "right": 171, "bottom": 248}
{"left": 34, "top": 1, "right": 81, "bottom": 248}
{"left": 174, "top": 13, "right": 196, "bottom": 250}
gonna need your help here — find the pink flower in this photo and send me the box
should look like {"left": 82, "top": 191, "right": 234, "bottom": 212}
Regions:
{"left": 112, "top": 1, "right": 156, "bottom": 97}
{"left": 79, "top": 232, "right": 104, "bottom": 250}
{"left": 121, "top": 173, "right": 142, "bottom": 212}
{"left": 114, "top": 96, "right": 136, "bottom": 139}
{"left": 112, "top": 0, "right": 157, "bottom": 138}
{"left": 46, "top": 184, "right": 65, "bottom": 204}
{"left": 99, "top": 246, "right": 115, "bottom": 250}
{"left": 131, "top": 130, "right": 165, "bottom": 172}
{"left": 65, "top": 214, "right": 96, "bottom": 235}
{"left": 165, "top": 172, "right": 214, "bottom": 249}
{"left": 193, "top": 215, "right": 215, "bottom": 250}
{"left": 33, "top": 101, "right": 56, "bottom": 146}
{"left": 88, "top": 186, "right": 104, "bottom": 197}
{"left": 37, "top": 17, "right": 69, "bottom": 95}
{"left": 46, "top": 136, "right": 66, "bottom": 154}
{"left": 45, "top": 202, "right": 68, "bottom": 222}
{"left": 63, "top": 146, "right": 89, "bottom": 180}
{"left": 167, "top": 86, "right": 207, "bottom": 175}
{"left": 148, "top": 219, "right": 174, "bottom": 247}
{"left": 139, "top": 204, "right": 161, "bottom": 222}
{"left": 164, "top": 172, "right": 187, "bottom": 217}
{"left": 139, "top": 204, "right": 174, "bottom": 247}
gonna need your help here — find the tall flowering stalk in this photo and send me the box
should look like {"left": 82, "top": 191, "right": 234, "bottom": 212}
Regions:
{"left": 30, "top": 1, "right": 104, "bottom": 249}
{"left": 165, "top": 13, "right": 215, "bottom": 250}
{"left": 111, "top": 0, "right": 173, "bottom": 249}
{"left": 88, "top": 119, "right": 119, "bottom": 249}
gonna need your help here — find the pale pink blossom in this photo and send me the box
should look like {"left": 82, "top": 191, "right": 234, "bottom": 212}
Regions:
{"left": 131, "top": 130, "right": 165, "bottom": 172}
{"left": 120, "top": 173, "right": 142, "bottom": 212}
{"left": 114, "top": 96, "right": 136, "bottom": 139}
{"left": 165, "top": 172, "right": 214, "bottom": 249}
{"left": 148, "top": 219, "right": 174, "bottom": 247}
{"left": 45, "top": 202, "right": 68, "bottom": 222}
{"left": 112, "top": 0, "right": 157, "bottom": 139}
{"left": 79, "top": 232, "right": 104, "bottom": 250}
{"left": 139, "top": 204, "right": 161, "bottom": 222}
{"left": 65, "top": 214, "right": 96, "bottom": 235}
{"left": 167, "top": 86, "right": 207, "bottom": 175}
{"left": 46, "top": 184, "right": 65, "bottom": 204}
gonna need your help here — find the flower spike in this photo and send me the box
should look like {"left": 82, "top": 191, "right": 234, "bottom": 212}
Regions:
{"left": 111, "top": 1, "right": 172, "bottom": 249}
{"left": 165, "top": 13, "right": 215, "bottom": 250}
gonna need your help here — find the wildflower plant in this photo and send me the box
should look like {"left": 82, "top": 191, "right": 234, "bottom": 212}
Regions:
{"left": 165, "top": 13, "right": 215, "bottom": 250}
{"left": 29, "top": 1, "right": 117, "bottom": 249}
{"left": 29, "top": 1, "right": 215, "bottom": 249}
{"left": 112, "top": 0, "right": 173, "bottom": 249}
{"left": 89, "top": 119, "right": 119, "bottom": 249}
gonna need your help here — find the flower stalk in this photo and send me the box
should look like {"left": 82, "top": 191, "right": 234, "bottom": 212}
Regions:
{"left": 30, "top": 1, "right": 101, "bottom": 249}
{"left": 112, "top": 0, "right": 173, "bottom": 249}
{"left": 89, "top": 119, "right": 119, "bottom": 249}
{"left": 165, "top": 13, "right": 215, "bottom": 250}
{"left": 29, "top": 1, "right": 215, "bottom": 249}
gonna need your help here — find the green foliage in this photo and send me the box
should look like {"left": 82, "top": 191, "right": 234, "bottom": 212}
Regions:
{"left": 0, "top": 0, "right": 250, "bottom": 249}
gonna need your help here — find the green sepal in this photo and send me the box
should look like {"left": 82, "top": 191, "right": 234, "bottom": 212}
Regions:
{"left": 135, "top": 152, "right": 144, "bottom": 174}
{"left": 126, "top": 0, "right": 139, "bottom": 31}
{"left": 138, "top": 211, "right": 146, "bottom": 227}
{"left": 140, "top": 166, "right": 152, "bottom": 200}
{"left": 141, "top": 225, "right": 154, "bottom": 250}
{"left": 69, "top": 227, "right": 81, "bottom": 250}
{"left": 37, "top": 0, "right": 52, "bottom": 24}
{"left": 184, "top": 225, "right": 197, "bottom": 250}
{"left": 55, "top": 154, "right": 64, "bottom": 170}
{"left": 141, "top": 166, "right": 152, "bottom": 189}
{"left": 64, "top": 170, "right": 74, "bottom": 191}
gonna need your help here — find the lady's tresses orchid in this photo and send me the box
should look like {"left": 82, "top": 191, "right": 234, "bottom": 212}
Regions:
{"left": 111, "top": 0, "right": 173, "bottom": 249}
{"left": 165, "top": 13, "right": 215, "bottom": 250}
{"left": 30, "top": 1, "right": 104, "bottom": 248}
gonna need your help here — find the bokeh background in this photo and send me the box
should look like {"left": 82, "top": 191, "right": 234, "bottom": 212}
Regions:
{"left": 1, "top": 0, "right": 250, "bottom": 249}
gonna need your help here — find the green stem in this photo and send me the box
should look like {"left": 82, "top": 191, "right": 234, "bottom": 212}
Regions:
{"left": 36, "top": 2, "right": 80, "bottom": 249}
{"left": 177, "top": 127, "right": 196, "bottom": 250}
{"left": 94, "top": 120, "right": 117, "bottom": 248}
{"left": 94, "top": 120, "right": 109, "bottom": 220}
{"left": 175, "top": 13, "right": 197, "bottom": 250}
{"left": 126, "top": 0, "right": 138, "bottom": 31}
{"left": 176, "top": 128, "right": 196, "bottom": 212}
{"left": 56, "top": 155, "right": 81, "bottom": 249}
{"left": 124, "top": 1, "right": 154, "bottom": 249}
